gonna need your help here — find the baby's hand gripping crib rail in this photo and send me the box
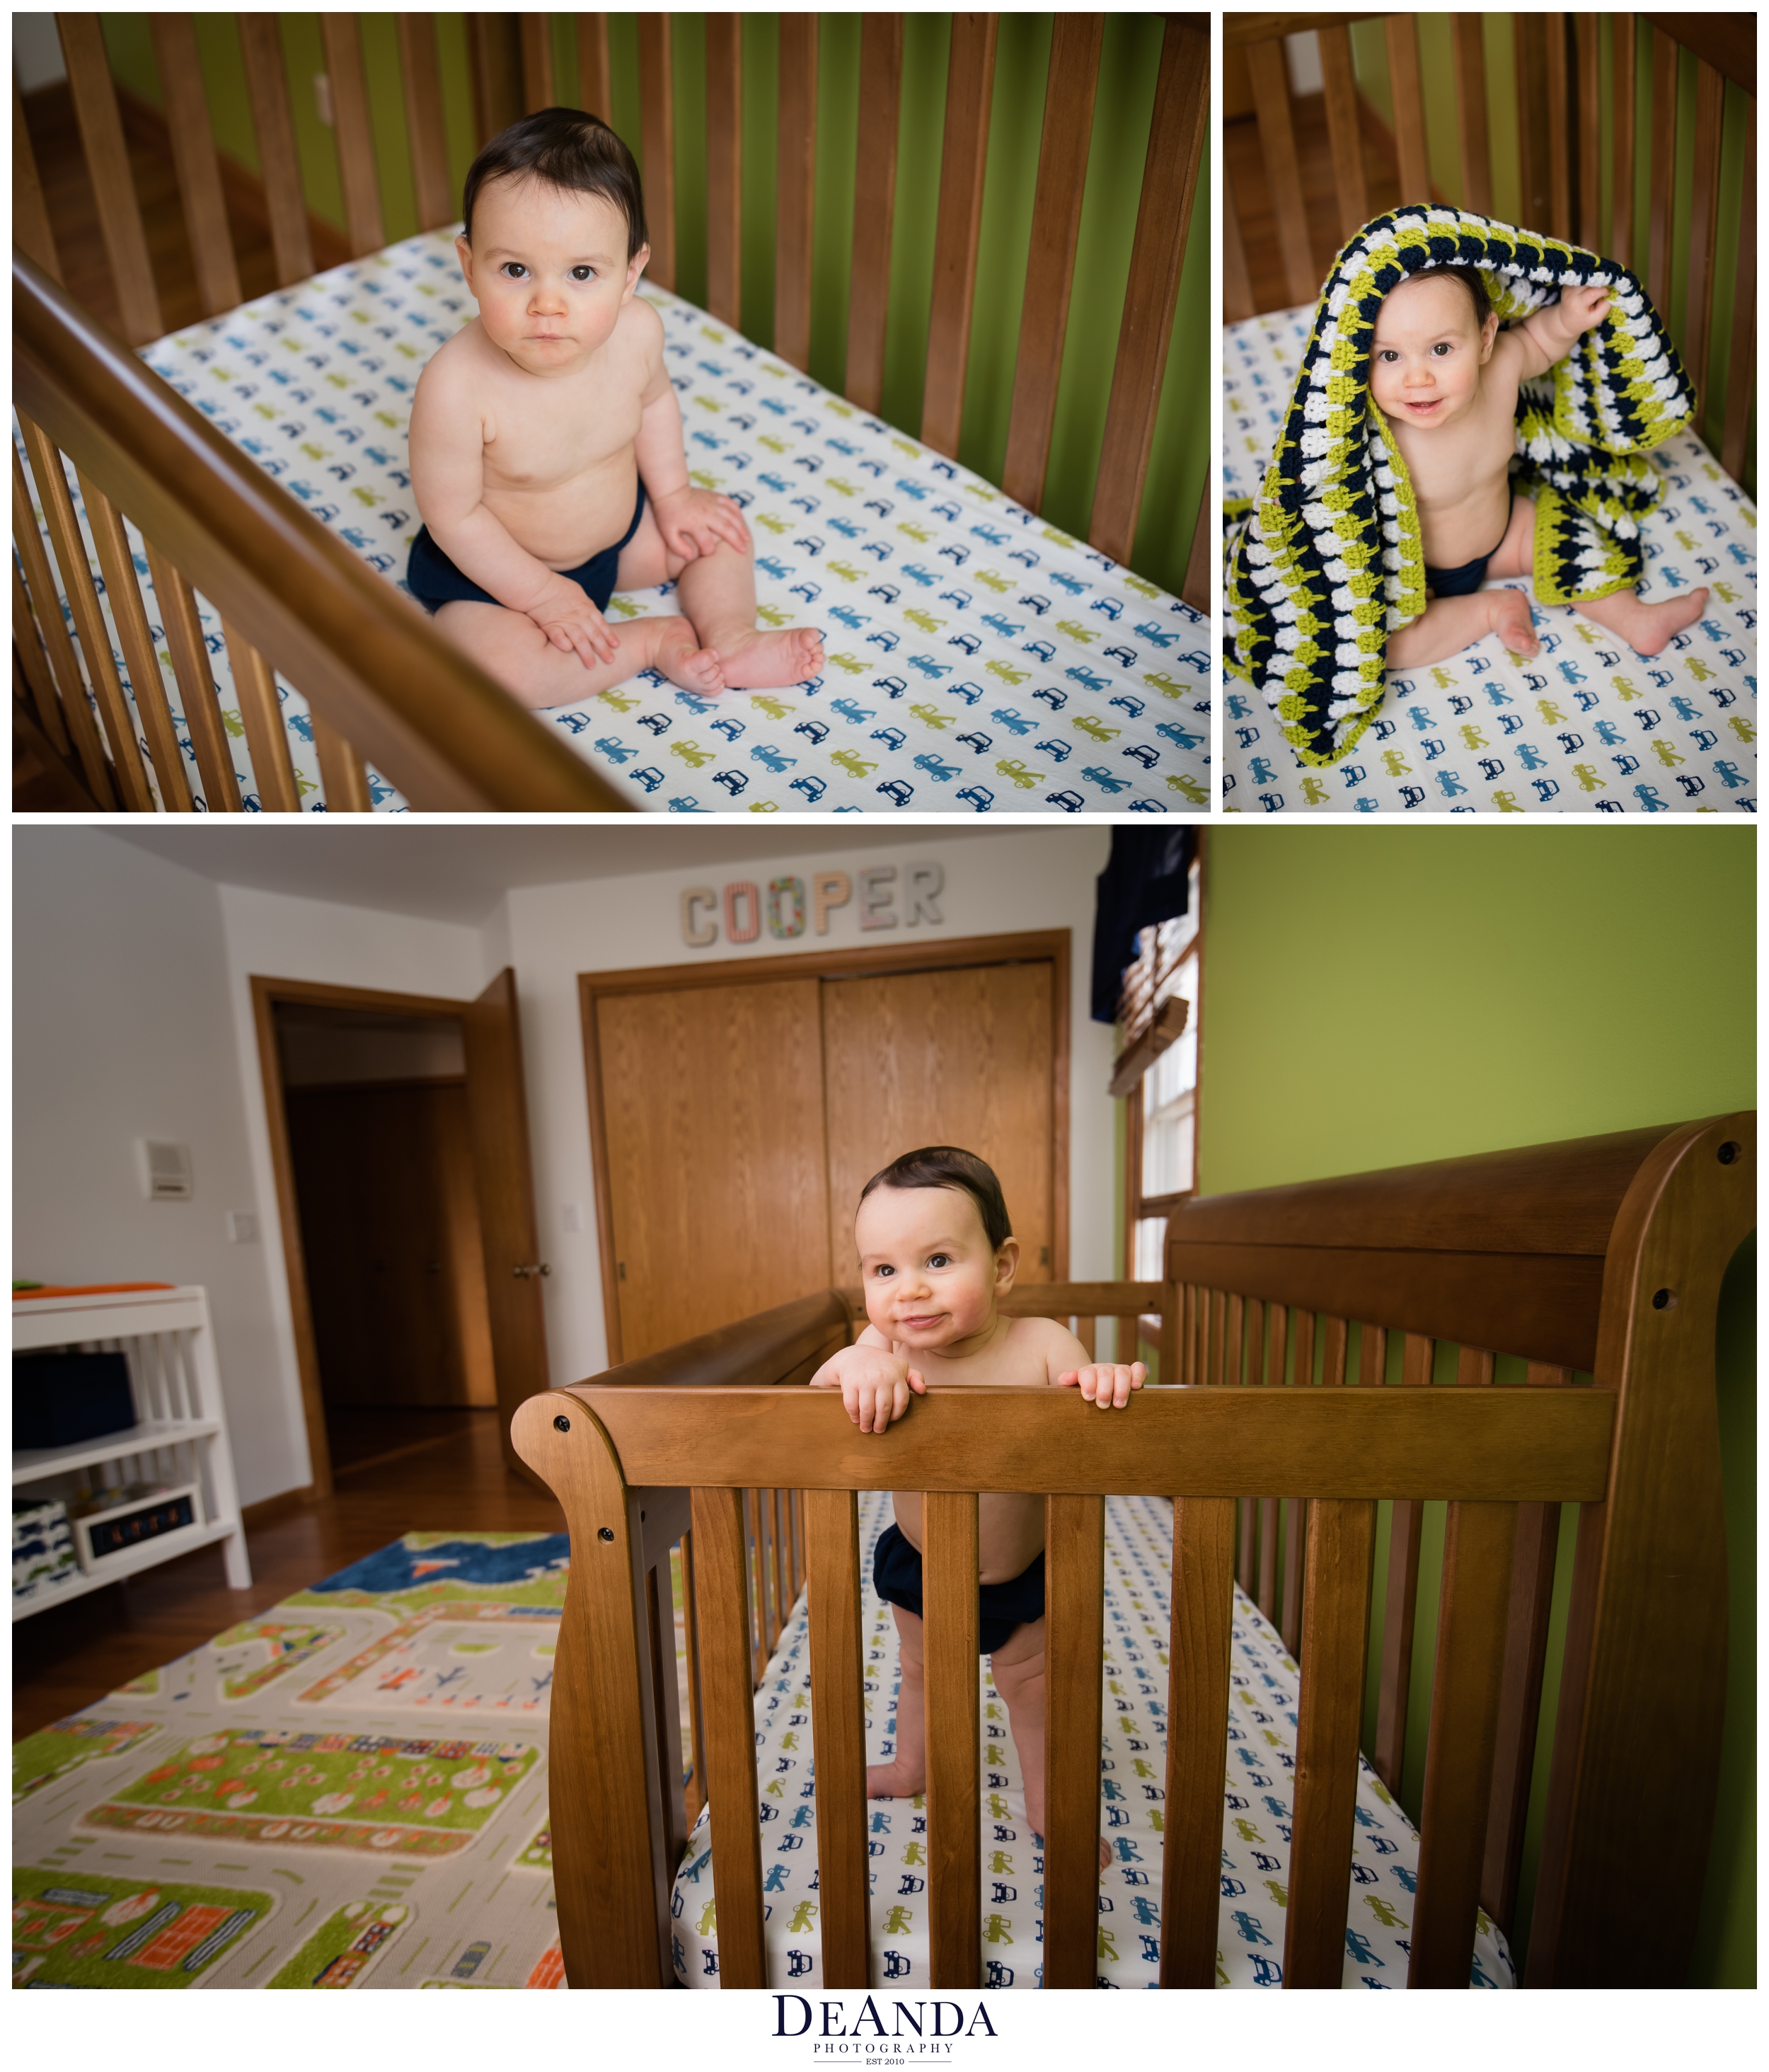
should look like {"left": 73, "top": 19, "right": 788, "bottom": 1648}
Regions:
{"left": 512, "top": 1118, "right": 1752, "bottom": 1991}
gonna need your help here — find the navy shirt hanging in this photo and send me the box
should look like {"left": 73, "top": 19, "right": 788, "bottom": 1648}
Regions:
{"left": 1090, "top": 829, "right": 1197, "bottom": 1025}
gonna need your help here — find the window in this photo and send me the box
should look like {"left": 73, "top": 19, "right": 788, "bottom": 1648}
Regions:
{"left": 1119, "top": 845, "right": 1203, "bottom": 1291}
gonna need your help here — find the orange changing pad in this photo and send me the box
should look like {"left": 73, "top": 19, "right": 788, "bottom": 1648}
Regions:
{"left": 13, "top": 1282, "right": 178, "bottom": 1299}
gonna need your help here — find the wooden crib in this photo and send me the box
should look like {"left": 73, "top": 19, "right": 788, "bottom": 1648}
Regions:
{"left": 13, "top": 11, "right": 1207, "bottom": 812}
{"left": 1224, "top": 11, "right": 1756, "bottom": 485}
{"left": 513, "top": 1114, "right": 1753, "bottom": 1989}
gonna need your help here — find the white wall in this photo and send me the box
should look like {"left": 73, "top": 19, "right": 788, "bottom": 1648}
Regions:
{"left": 502, "top": 829, "right": 1117, "bottom": 1387}
{"left": 13, "top": 834, "right": 296, "bottom": 1505}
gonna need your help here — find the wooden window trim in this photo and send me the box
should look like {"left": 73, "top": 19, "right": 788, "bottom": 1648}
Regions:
{"left": 1122, "top": 834, "right": 1206, "bottom": 1284}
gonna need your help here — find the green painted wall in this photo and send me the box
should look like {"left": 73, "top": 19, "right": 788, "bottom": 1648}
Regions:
{"left": 1199, "top": 825, "right": 1756, "bottom": 1985}
{"left": 1348, "top": 13, "right": 1754, "bottom": 496}
{"left": 98, "top": 11, "right": 1205, "bottom": 599}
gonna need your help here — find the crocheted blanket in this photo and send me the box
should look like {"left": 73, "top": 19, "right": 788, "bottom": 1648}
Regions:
{"left": 1224, "top": 207, "right": 1696, "bottom": 766}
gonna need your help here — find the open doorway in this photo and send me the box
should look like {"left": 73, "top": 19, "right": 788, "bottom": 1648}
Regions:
{"left": 252, "top": 972, "right": 551, "bottom": 1497}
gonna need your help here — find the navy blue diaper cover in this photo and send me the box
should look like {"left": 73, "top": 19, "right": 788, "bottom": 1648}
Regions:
{"left": 406, "top": 479, "right": 646, "bottom": 614}
{"left": 872, "top": 1521, "right": 1045, "bottom": 1654}
{"left": 1424, "top": 490, "right": 1513, "bottom": 597}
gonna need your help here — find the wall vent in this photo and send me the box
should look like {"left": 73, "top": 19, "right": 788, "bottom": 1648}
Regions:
{"left": 140, "top": 1140, "right": 193, "bottom": 1202}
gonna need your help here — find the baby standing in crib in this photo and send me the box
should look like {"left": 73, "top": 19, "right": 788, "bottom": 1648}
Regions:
{"left": 405, "top": 107, "right": 824, "bottom": 708}
{"left": 1375, "top": 265, "right": 1707, "bottom": 670}
{"left": 809, "top": 1146, "right": 1143, "bottom": 1867}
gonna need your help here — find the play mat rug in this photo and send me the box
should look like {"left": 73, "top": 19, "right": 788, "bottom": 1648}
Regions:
{"left": 674, "top": 1491, "right": 1511, "bottom": 1991}
{"left": 22, "top": 229, "right": 1208, "bottom": 816}
{"left": 1222, "top": 304, "right": 1757, "bottom": 815}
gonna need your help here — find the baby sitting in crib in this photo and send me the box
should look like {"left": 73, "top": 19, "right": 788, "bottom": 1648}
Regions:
{"left": 405, "top": 106, "right": 823, "bottom": 708}
{"left": 1375, "top": 267, "right": 1707, "bottom": 669}
{"left": 809, "top": 1146, "right": 1143, "bottom": 1868}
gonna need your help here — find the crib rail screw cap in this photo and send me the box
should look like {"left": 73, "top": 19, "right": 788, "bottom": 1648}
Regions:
{"left": 553, "top": 1414, "right": 571, "bottom": 1432}
{"left": 1717, "top": 1141, "right": 1740, "bottom": 1164}
{"left": 599, "top": 1526, "right": 615, "bottom": 1541}
{"left": 1651, "top": 1287, "right": 1677, "bottom": 1309}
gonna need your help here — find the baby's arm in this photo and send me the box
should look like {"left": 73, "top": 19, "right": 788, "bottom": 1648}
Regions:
{"left": 408, "top": 352, "right": 617, "bottom": 666}
{"left": 1504, "top": 282, "right": 1611, "bottom": 383}
{"left": 809, "top": 1327, "right": 925, "bottom": 1434}
{"left": 630, "top": 304, "right": 751, "bottom": 564}
{"left": 1039, "top": 1320, "right": 1148, "bottom": 1409}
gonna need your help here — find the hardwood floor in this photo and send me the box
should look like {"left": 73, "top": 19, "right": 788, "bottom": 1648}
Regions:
{"left": 13, "top": 1410, "right": 563, "bottom": 1742}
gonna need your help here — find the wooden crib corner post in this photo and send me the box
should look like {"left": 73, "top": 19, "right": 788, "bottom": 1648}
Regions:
{"left": 1525, "top": 1112, "right": 1756, "bottom": 1988}
{"left": 512, "top": 1391, "right": 675, "bottom": 1988}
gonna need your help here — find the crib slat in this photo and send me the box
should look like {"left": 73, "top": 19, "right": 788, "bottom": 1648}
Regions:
{"left": 219, "top": 621, "right": 300, "bottom": 812}
{"left": 704, "top": 14, "right": 743, "bottom": 329}
{"left": 1283, "top": 1497, "right": 1375, "bottom": 1988}
{"left": 149, "top": 16, "right": 241, "bottom": 319}
{"left": 1001, "top": 11, "right": 1102, "bottom": 513}
{"left": 636, "top": 15, "right": 675, "bottom": 292}
{"left": 1647, "top": 25, "right": 1677, "bottom": 318}
{"left": 1512, "top": 15, "right": 1548, "bottom": 232}
{"left": 920, "top": 13, "right": 998, "bottom": 460}
{"left": 805, "top": 1490, "right": 870, "bottom": 1988}
{"left": 1240, "top": 1299, "right": 1264, "bottom": 1589}
{"left": 1372, "top": 1332, "right": 1434, "bottom": 1792}
{"left": 1544, "top": 13, "right": 1572, "bottom": 243}
{"left": 680, "top": 1529, "right": 707, "bottom": 1828}
{"left": 57, "top": 13, "right": 163, "bottom": 345}
{"left": 1257, "top": 1301, "right": 1284, "bottom": 1619}
{"left": 1043, "top": 1492, "right": 1105, "bottom": 1988}
{"left": 1683, "top": 62, "right": 1724, "bottom": 414}
{"left": 1408, "top": 1499, "right": 1517, "bottom": 1986}
{"left": 646, "top": 1558, "right": 688, "bottom": 1877}
{"left": 772, "top": 15, "right": 819, "bottom": 374}
{"left": 398, "top": 15, "right": 454, "bottom": 232}
{"left": 1279, "top": 1311, "right": 1315, "bottom": 1659}
{"left": 80, "top": 475, "right": 194, "bottom": 810}
{"left": 303, "top": 717, "right": 369, "bottom": 813}
{"left": 321, "top": 16, "right": 385, "bottom": 258}
{"left": 923, "top": 1490, "right": 980, "bottom": 1987}
{"left": 146, "top": 545, "right": 241, "bottom": 811}
{"left": 239, "top": 14, "right": 315, "bottom": 288}
{"left": 772, "top": 1487, "right": 791, "bottom": 1642}
{"left": 1457, "top": 1345, "right": 1494, "bottom": 1389}
{"left": 577, "top": 12, "right": 611, "bottom": 119}
{"left": 521, "top": 13, "right": 555, "bottom": 109}
{"left": 1357, "top": 1322, "right": 1386, "bottom": 1388}
{"left": 13, "top": 445, "right": 115, "bottom": 802}
{"left": 1610, "top": 13, "right": 1636, "bottom": 267}
{"left": 1451, "top": 13, "right": 1492, "bottom": 216}
{"left": 1574, "top": 14, "right": 1601, "bottom": 251}
{"left": 1209, "top": 1288, "right": 1228, "bottom": 1386}
{"left": 1247, "top": 39, "right": 1315, "bottom": 306}
{"left": 845, "top": 12, "right": 903, "bottom": 413}
{"left": 21, "top": 418, "right": 152, "bottom": 810}
{"left": 1320, "top": 1314, "right": 1347, "bottom": 1389}
{"left": 746, "top": 1488, "right": 767, "bottom": 1679}
{"left": 1159, "top": 1492, "right": 1235, "bottom": 1986}
{"left": 469, "top": 15, "right": 523, "bottom": 144}
{"left": 1719, "top": 98, "right": 1755, "bottom": 483}
{"left": 1223, "top": 183, "right": 1255, "bottom": 326}
{"left": 13, "top": 563, "right": 70, "bottom": 759}
{"left": 1385, "top": 14, "right": 1431, "bottom": 206}
{"left": 1312, "top": 25, "right": 1367, "bottom": 248}
{"left": 691, "top": 1485, "right": 767, "bottom": 1988}
{"left": 1480, "top": 1362, "right": 1569, "bottom": 1927}
{"left": 13, "top": 74, "right": 62, "bottom": 282}
{"left": 1226, "top": 1292, "right": 1245, "bottom": 1388}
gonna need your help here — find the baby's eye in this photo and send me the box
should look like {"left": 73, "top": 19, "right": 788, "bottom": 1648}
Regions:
{"left": 874, "top": 1264, "right": 894, "bottom": 1279}
{"left": 500, "top": 262, "right": 528, "bottom": 280}
{"left": 926, "top": 1254, "right": 951, "bottom": 1270}
{"left": 1431, "top": 341, "right": 1453, "bottom": 357}
{"left": 1377, "top": 348, "right": 1398, "bottom": 362}
{"left": 570, "top": 265, "right": 595, "bottom": 282}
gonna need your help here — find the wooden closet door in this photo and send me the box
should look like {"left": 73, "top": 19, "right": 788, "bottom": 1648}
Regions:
{"left": 820, "top": 962, "right": 1056, "bottom": 1287}
{"left": 596, "top": 979, "right": 833, "bottom": 1360}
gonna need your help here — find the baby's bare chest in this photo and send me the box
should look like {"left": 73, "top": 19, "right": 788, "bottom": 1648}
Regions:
{"left": 1398, "top": 401, "right": 1516, "bottom": 509}
{"left": 481, "top": 374, "right": 645, "bottom": 490}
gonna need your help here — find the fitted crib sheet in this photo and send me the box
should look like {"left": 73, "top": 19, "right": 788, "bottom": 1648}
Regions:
{"left": 670, "top": 1490, "right": 1513, "bottom": 1990}
{"left": 1223, "top": 305, "right": 1757, "bottom": 815}
{"left": 25, "top": 230, "right": 1208, "bottom": 814}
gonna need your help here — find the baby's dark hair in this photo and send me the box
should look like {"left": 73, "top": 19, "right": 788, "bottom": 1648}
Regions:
{"left": 461, "top": 106, "right": 648, "bottom": 260}
{"left": 860, "top": 1146, "right": 1013, "bottom": 1253}
{"left": 1402, "top": 261, "right": 1493, "bottom": 330}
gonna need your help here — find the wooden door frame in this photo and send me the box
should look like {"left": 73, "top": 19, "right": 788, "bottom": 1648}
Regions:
{"left": 250, "top": 974, "right": 478, "bottom": 1500}
{"left": 578, "top": 929, "right": 1072, "bottom": 1366}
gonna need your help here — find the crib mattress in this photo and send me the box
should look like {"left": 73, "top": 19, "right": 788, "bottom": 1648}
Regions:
{"left": 670, "top": 1490, "right": 1513, "bottom": 1990}
{"left": 25, "top": 231, "right": 1208, "bottom": 814}
{"left": 1223, "top": 305, "right": 1758, "bottom": 815}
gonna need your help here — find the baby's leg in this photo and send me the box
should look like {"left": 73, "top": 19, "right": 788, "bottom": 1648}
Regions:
{"left": 1387, "top": 589, "right": 1539, "bottom": 670}
{"left": 868, "top": 1606, "right": 927, "bottom": 1800}
{"left": 432, "top": 599, "right": 720, "bottom": 710}
{"left": 617, "top": 510, "right": 824, "bottom": 690}
{"left": 990, "top": 1618, "right": 1111, "bottom": 1872}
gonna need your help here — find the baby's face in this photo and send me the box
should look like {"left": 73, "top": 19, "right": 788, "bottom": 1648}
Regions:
{"left": 456, "top": 177, "right": 647, "bottom": 377}
{"left": 855, "top": 1185, "right": 1016, "bottom": 1353}
{"left": 1369, "top": 272, "right": 1499, "bottom": 430}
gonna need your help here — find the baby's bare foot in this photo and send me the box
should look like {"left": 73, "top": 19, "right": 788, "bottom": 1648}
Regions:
{"left": 1622, "top": 586, "right": 1709, "bottom": 657}
{"left": 715, "top": 625, "right": 824, "bottom": 689}
{"left": 1030, "top": 1823, "right": 1112, "bottom": 1872}
{"left": 866, "top": 1759, "right": 925, "bottom": 1801}
{"left": 1489, "top": 588, "right": 1538, "bottom": 657}
{"left": 647, "top": 614, "right": 725, "bottom": 693}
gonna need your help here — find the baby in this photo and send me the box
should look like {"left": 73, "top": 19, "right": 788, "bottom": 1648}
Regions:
{"left": 407, "top": 108, "right": 824, "bottom": 708}
{"left": 1373, "top": 266, "right": 1707, "bottom": 671}
{"left": 810, "top": 1146, "right": 1144, "bottom": 1865}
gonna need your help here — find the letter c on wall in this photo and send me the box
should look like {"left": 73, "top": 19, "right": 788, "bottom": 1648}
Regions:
{"left": 681, "top": 887, "right": 718, "bottom": 947}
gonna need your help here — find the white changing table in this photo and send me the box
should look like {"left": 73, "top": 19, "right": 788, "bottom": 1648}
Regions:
{"left": 13, "top": 1284, "right": 250, "bottom": 1617}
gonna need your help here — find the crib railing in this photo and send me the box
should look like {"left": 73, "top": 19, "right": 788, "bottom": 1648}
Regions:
{"left": 514, "top": 1115, "right": 1751, "bottom": 1991}
{"left": 1225, "top": 12, "right": 1756, "bottom": 482}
